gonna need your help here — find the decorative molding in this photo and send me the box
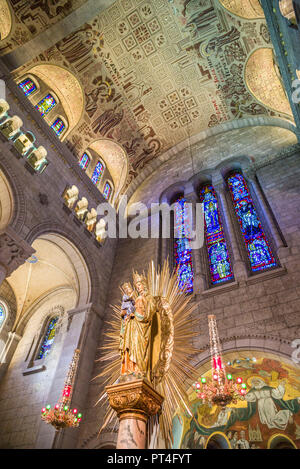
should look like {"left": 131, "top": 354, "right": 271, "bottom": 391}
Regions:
{"left": 0, "top": 226, "right": 35, "bottom": 276}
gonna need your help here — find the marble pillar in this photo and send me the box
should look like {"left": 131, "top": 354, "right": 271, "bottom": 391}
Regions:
{"left": 106, "top": 379, "right": 164, "bottom": 449}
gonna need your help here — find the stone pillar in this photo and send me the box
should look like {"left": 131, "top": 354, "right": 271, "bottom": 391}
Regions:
{"left": 106, "top": 379, "right": 164, "bottom": 449}
{"left": 184, "top": 184, "right": 206, "bottom": 293}
{"left": 0, "top": 331, "right": 22, "bottom": 380}
{"left": 213, "top": 177, "right": 248, "bottom": 281}
{"left": 0, "top": 226, "right": 35, "bottom": 287}
{"left": 245, "top": 170, "right": 288, "bottom": 260}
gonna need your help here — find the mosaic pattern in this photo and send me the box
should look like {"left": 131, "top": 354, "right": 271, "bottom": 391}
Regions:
{"left": 15, "top": 0, "right": 293, "bottom": 180}
{"left": 201, "top": 185, "right": 233, "bottom": 284}
{"left": 174, "top": 197, "right": 193, "bottom": 293}
{"left": 51, "top": 118, "right": 65, "bottom": 137}
{"left": 37, "top": 316, "right": 59, "bottom": 360}
{"left": 18, "top": 78, "right": 37, "bottom": 97}
{"left": 227, "top": 172, "right": 276, "bottom": 272}
{"left": 35, "top": 94, "right": 57, "bottom": 117}
{"left": 103, "top": 181, "right": 112, "bottom": 200}
{"left": 91, "top": 160, "right": 104, "bottom": 185}
{"left": 79, "top": 152, "right": 90, "bottom": 171}
{"left": 0, "top": 302, "right": 5, "bottom": 327}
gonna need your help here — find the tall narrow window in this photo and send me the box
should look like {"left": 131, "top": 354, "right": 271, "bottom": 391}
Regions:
{"left": 0, "top": 302, "right": 6, "bottom": 329}
{"left": 79, "top": 152, "right": 90, "bottom": 171}
{"left": 19, "top": 78, "right": 37, "bottom": 97}
{"left": 91, "top": 160, "right": 104, "bottom": 185}
{"left": 227, "top": 172, "right": 276, "bottom": 272}
{"left": 51, "top": 117, "right": 65, "bottom": 137}
{"left": 103, "top": 181, "right": 112, "bottom": 200}
{"left": 37, "top": 316, "right": 59, "bottom": 360}
{"left": 35, "top": 93, "right": 57, "bottom": 117}
{"left": 173, "top": 197, "right": 193, "bottom": 293}
{"left": 200, "top": 185, "right": 234, "bottom": 285}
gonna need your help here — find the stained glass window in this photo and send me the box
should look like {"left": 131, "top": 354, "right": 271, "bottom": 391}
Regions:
{"left": 37, "top": 316, "right": 59, "bottom": 360}
{"left": 0, "top": 302, "right": 6, "bottom": 328}
{"left": 103, "top": 182, "right": 112, "bottom": 200}
{"left": 19, "top": 78, "right": 37, "bottom": 97}
{"left": 35, "top": 93, "right": 57, "bottom": 117}
{"left": 227, "top": 172, "right": 276, "bottom": 272}
{"left": 51, "top": 118, "right": 65, "bottom": 137}
{"left": 91, "top": 161, "right": 104, "bottom": 185}
{"left": 173, "top": 197, "right": 193, "bottom": 293}
{"left": 79, "top": 152, "right": 90, "bottom": 171}
{"left": 200, "top": 185, "right": 234, "bottom": 285}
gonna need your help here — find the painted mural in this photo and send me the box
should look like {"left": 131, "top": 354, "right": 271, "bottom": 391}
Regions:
{"left": 11, "top": 0, "right": 294, "bottom": 185}
{"left": 172, "top": 351, "right": 300, "bottom": 449}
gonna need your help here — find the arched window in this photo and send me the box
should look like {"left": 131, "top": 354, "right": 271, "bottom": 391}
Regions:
{"left": 227, "top": 172, "right": 276, "bottom": 272}
{"left": 173, "top": 197, "right": 193, "bottom": 293}
{"left": 103, "top": 181, "right": 113, "bottom": 201}
{"left": 91, "top": 160, "right": 105, "bottom": 185}
{"left": 200, "top": 185, "right": 233, "bottom": 285}
{"left": 0, "top": 301, "right": 7, "bottom": 329}
{"left": 51, "top": 117, "right": 66, "bottom": 137}
{"left": 36, "top": 315, "right": 59, "bottom": 360}
{"left": 79, "top": 152, "right": 90, "bottom": 171}
{"left": 18, "top": 78, "right": 37, "bottom": 97}
{"left": 35, "top": 93, "right": 57, "bottom": 117}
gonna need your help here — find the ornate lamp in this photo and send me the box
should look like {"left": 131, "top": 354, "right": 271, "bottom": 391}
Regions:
{"left": 193, "top": 315, "right": 247, "bottom": 407}
{"left": 41, "top": 349, "right": 83, "bottom": 430}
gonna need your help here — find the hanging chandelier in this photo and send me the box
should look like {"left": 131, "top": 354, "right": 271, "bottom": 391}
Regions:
{"left": 41, "top": 349, "right": 83, "bottom": 430}
{"left": 193, "top": 315, "right": 247, "bottom": 407}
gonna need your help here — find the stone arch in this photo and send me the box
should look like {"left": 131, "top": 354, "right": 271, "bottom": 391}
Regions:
{"left": 0, "top": 159, "right": 26, "bottom": 234}
{"left": 17, "top": 64, "right": 85, "bottom": 138}
{"left": 0, "top": 167, "right": 14, "bottom": 231}
{"left": 88, "top": 139, "right": 128, "bottom": 203}
{"left": 23, "top": 225, "right": 96, "bottom": 306}
{"left": 244, "top": 48, "right": 293, "bottom": 118}
{"left": 0, "top": 0, "right": 13, "bottom": 41}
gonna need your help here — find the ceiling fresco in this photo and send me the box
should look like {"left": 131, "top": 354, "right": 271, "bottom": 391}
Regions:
{"left": 0, "top": 0, "right": 88, "bottom": 55}
{"left": 12, "top": 0, "right": 294, "bottom": 185}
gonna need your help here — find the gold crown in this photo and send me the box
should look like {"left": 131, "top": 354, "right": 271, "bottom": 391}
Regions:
{"left": 132, "top": 271, "right": 146, "bottom": 284}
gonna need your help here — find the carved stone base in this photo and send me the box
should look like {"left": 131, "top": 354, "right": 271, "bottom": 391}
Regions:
{"left": 105, "top": 379, "right": 164, "bottom": 449}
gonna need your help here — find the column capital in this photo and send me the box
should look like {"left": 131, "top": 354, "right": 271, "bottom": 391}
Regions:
{"left": 106, "top": 379, "right": 164, "bottom": 424}
{"left": 67, "top": 303, "right": 93, "bottom": 319}
{"left": 0, "top": 227, "right": 35, "bottom": 277}
{"left": 211, "top": 174, "right": 226, "bottom": 193}
{"left": 243, "top": 168, "right": 256, "bottom": 182}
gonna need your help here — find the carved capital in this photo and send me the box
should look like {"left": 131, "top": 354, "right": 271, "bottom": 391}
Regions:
{"left": 0, "top": 227, "right": 35, "bottom": 276}
{"left": 106, "top": 379, "right": 164, "bottom": 423}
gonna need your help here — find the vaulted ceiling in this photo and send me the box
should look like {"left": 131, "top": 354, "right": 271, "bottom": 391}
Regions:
{"left": 1, "top": 0, "right": 296, "bottom": 188}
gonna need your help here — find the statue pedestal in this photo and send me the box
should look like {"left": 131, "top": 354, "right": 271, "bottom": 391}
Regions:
{"left": 106, "top": 379, "right": 164, "bottom": 449}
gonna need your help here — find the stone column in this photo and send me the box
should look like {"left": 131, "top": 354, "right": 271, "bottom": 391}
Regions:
{"left": 184, "top": 184, "right": 207, "bottom": 293}
{"left": 245, "top": 170, "right": 288, "bottom": 260}
{"left": 0, "top": 331, "right": 22, "bottom": 380}
{"left": 212, "top": 176, "right": 248, "bottom": 281}
{"left": 0, "top": 226, "right": 35, "bottom": 287}
{"left": 106, "top": 379, "right": 164, "bottom": 449}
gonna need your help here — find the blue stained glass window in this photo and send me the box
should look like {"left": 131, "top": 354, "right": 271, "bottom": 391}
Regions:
{"left": 51, "top": 118, "right": 65, "bottom": 137}
{"left": 227, "top": 172, "right": 276, "bottom": 272}
{"left": 174, "top": 197, "right": 193, "bottom": 293}
{"left": 35, "top": 93, "right": 57, "bottom": 117}
{"left": 79, "top": 152, "right": 90, "bottom": 171}
{"left": 91, "top": 161, "right": 104, "bottom": 185}
{"left": 103, "top": 182, "right": 112, "bottom": 200}
{"left": 19, "top": 78, "right": 37, "bottom": 97}
{"left": 200, "top": 185, "right": 234, "bottom": 285}
{"left": 37, "top": 316, "right": 59, "bottom": 360}
{"left": 0, "top": 303, "right": 5, "bottom": 327}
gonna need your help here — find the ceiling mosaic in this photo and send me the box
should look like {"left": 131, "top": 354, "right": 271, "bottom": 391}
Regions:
{"left": 12, "top": 0, "right": 294, "bottom": 184}
{"left": 0, "top": 0, "right": 88, "bottom": 55}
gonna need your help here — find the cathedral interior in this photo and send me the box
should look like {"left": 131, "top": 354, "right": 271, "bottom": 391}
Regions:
{"left": 0, "top": 0, "right": 300, "bottom": 450}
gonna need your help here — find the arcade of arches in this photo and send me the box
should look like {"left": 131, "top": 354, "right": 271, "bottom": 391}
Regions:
{"left": 0, "top": 0, "right": 300, "bottom": 451}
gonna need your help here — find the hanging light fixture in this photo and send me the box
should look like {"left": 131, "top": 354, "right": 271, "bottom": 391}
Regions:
{"left": 193, "top": 315, "right": 247, "bottom": 407}
{"left": 41, "top": 349, "right": 83, "bottom": 430}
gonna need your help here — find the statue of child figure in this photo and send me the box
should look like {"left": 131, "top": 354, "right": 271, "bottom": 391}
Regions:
{"left": 121, "top": 282, "right": 136, "bottom": 320}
